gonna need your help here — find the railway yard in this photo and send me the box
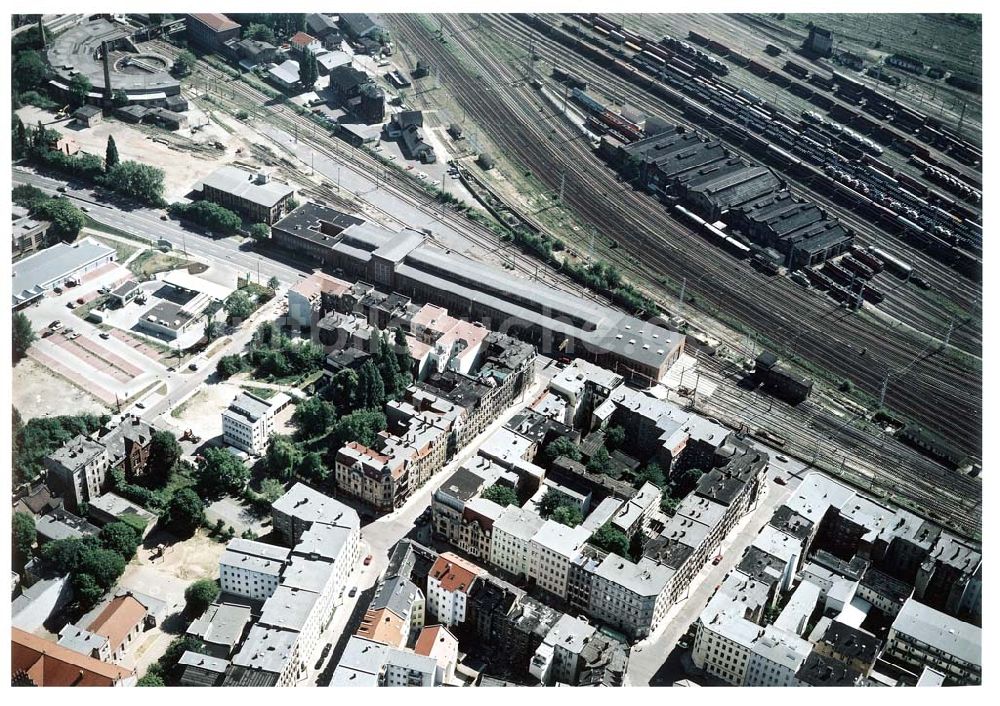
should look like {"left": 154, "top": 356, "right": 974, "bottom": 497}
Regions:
{"left": 381, "top": 13, "right": 982, "bottom": 537}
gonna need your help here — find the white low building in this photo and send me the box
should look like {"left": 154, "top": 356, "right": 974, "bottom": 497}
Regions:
{"left": 222, "top": 391, "right": 291, "bottom": 455}
{"left": 219, "top": 538, "right": 290, "bottom": 601}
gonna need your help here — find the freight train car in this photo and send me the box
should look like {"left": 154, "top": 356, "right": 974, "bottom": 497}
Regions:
{"left": 870, "top": 246, "right": 913, "bottom": 279}
{"left": 552, "top": 67, "right": 588, "bottom": 90}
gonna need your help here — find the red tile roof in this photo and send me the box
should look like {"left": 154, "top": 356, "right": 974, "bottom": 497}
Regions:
{"left": 11, "top": 628, "right": 134, "bottom": 686}
{"left": 87, "top": 594, "right": 147, "bottom": 653}
{"left": 429, "top": 553, "right": 482, "bottom": 594}
{"left": 190, "top": 13, "right": 240, "bottom": 32}
{"left": 290, "top": 31, "right": 317, "bottom": 47}
{"left": 414, "top": 624, "right": 458, "bottom": 657}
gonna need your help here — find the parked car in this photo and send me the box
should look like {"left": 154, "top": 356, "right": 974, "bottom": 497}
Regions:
{"left": 66, "top": 301, "right": 75, "bottom": 309}
{"left": 776, "top": 454, "right": 789, "bottom": 463}
{"left": 99, "top": 332, "right": 110, "bottom": 339}
{"left": 135, "top": 401, "right": 145, "bottom": 409}
{"left": 57, "top": 185, "right": 67, "bottom": 193}
{"left": 348, "top": 586, "right": 358, "bottom": 597}
{"left": 712, "top": 554, "right": 723, "bottom": 565}
{"left": 315, "top": 643, "right": 332, "bottom": 671}
{"left": 773, "top": 476, "right": 787, "bottom": 486}
{"left": 363, "top": 555, "right": 373, "bottom": 566}
{"left": 53, "top": 287, "right": 63, "bottom": 294}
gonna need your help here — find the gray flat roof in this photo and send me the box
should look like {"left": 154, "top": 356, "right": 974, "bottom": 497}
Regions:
{"left": 594, "top": 555, "right": 673, "bottom": 597}
{"left": 280, "top": 556, "right": 335, "bottom": 594}
{"left": 335, "top": 635, "right": 390, "bottom": 677}
{"left": 231, "top": 625, "right": 298, "bottom": 674}
{"left": 273, "top": 482, "right": 359, "bottom": 528}
{"left": 202, "top": 166, "right": 294, "bottom": 208}
{"left": 13, "top": 237, "right": 114, "bottom": 295}
{"left": 259, "top": 585, "right": 320, "bottom": 632}
{"left": 293, "top": 520, "right": 357, "bottom": 562}
{"left": 178, "top": 651, "right": 230, "bottom": 674}
{"left": 892, "top": 598, "right": 981, "bottom": 666}
{"left": 187, "top": 602, "right": 252, "bottom": 648}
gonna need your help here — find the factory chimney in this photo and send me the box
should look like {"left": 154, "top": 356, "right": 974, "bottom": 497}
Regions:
{"left": 101, "top": 40, "right": 113, "bottom": 103}
{"left": 37, "top": 17, "right": 46, "bottom": 49}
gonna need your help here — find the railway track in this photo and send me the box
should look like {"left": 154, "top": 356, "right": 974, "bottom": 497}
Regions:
{"left": 146, "top": 40, "right": 612, "bottom": 309}
{"left": 388, "top": 14, "right": 980, "bottom": 458}
{"left": 489, "top": 13, "right": 982, "bottom": 358}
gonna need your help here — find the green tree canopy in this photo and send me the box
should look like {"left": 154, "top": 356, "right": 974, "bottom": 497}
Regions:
{"left": 297, "top": 452, "right": 328, "bottom": 483}
{"left": 35, "top": 198, "right": 86, "bottom": 242}
{"left": 265, "top": 435, "right": 303, "bottom": 480}
{"left": 205, "top": 319, "right": 225, "bottom": 342}
{"left": 326, "top": 368, "right": 359, "bottom": 411}
{"left": 299, "top": 49, "right": 318, "bottom": 89}
{"left": 586, "top": 446, "right": 612, "bottom": 475}
{"left": 540, "top": 435, "right": 582, "bottom": 465}
{"left": 184, "top": 578, "right": 220, "bottom": 617}
{"left": 249, "top": 222, "right": 270, "bottom": 242}
{"left": 105, "top": 134, "right": 120, "bottom": 170}
{"left": 481, "top": 484, "right": 518, "bottom": 508}
{"left": 13, "top": 50, "right": 49, "bottom": 93}
{"left": 291, "top": 396, "right": 335, "bottom": 439}
{"left": 137, "top": 672, "right": 165, "bottom": 687}
{"left": 13, "top": 312, "right": 36, "bottom": 363}
{"left": 197, "top": 447, "right": 250, "bottom": 497}
{"left": 551, "top": 505, "right": 583, "bottom": 528}
{"left": 591, "top": 524, "right": 630, "bottom": 558}
{"left": 169, "top": 201, "right": 242, "bottom": 235}
{"left": 267, "top": 275, "right": 280, "bottom": 291}
{"left": 244, "top": 22, "right": 277, "bottom": 44}
{"left": 216, "top": 354, "right": 246, "bottom": 379}
{"left": 173, "top": 50, "right": 196, "bottom": 76}
{"left": 329, "top": 409, "right": 387, "bottom": 451}
{"left": 73, "top": 572, "right": 104, "bottom": 609}
{"left": 67, "top": 73, "right": 92, "bottom": 109}
{"left": 224, "top": 290, "right": 254, "bottom": 322}
{"left": 78, "top": 546, "right": 127, "bottom": 589}
{"left": 111, "top": 89, "right": 129, "bottom": 108}
{"left": 99, "top": 522, "right": 140, "bottom": 560}
{"left": 356, "top": 360, "right": 386, "bottom": 410}
{"left": 538, "top": 488, "right": 579, "bottom": 521}
{"left": 164, "top": 487, "right": 205, "bottom": 537}
{"left": 13, "top": 511, "right": 35, "bottom": 563}
{"left": 147, "top": 430, "right": 183, "bottom": 487}
{"left": 101, "top": 161, "right": 166, "bottom": 205}
{"left": 605, "top": 425, "right": 626, "bottom": 451}
{"left": 633, "top": 462, "right": 666, "bottom": 489}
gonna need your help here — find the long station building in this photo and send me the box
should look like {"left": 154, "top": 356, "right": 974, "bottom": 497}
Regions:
{"left": 272, "top": 204, "right": 684, "bottom": 384}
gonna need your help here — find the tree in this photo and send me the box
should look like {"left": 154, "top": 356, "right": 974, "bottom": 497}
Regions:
{"left": 35, "top": 198, "right": 85, "bottom": 241}
{"left": 105, "top": 135, "right": 120, "bottom": 170}
{"left": 267, "top": 275, "right": 280, "bottom": 291}
{"left": 393, "top": 327, "right": 412, "bottom": 375}
{"left": 67, "top": 73, "right": 92, "bottom": 109}
{"left": 249, "top": 222, "right": 270, "bottom": 242}
{"left": 73, "top": 572, "right": 104, "bottom": 609}
{"left": 326, "top": 368, "right": 359, "bottom": 411}
{"left": 112, "top": 89, "right": 129, "bottom": 108}
{"left": 586, "top": 446, "right": 612, "bottom": 475}
{"left": 357, "top": 360, "right": 386, "bottom": 410}
{"left": 551, "top": 505, "right": 583, "bottom": 528}
{"left": 265, "top": 435, "right": 303, "bottom": 480}
{"left": 164, "top": 487, "right": 204, "bottom": 537}
{"left": 633, "top": 463, "right": 666, "bottom": 489}
{"left": 299, "top": 49, "right": 318, "bottom": 89}
{"left": 13, "top": 115, "right": 29, "bottom": 159}
{"left": 13, "top": 512, "right": 35, "bottom": 563}
{"left": 40, "top": 537, "right": 87, "bottom": 574}
{"left": 204, "top": 319, "right": 225, "bottom": 341}
{"left": 481, "top": 484, "right": 518, "bottom": 507}
{"left": 291, "top": 397, "right": 335, "bottom": 439}
{"left": 160, "top": 635, "right": 205, "bottom": 676}
{"left": 184, "top": 579, "right": 220, "bottom": 617}
{"left": 297, "top": 452, "right": 328, "bottom": 483}
{"left": 13, "top": 50, "right": 49, "bottom": 93}
{"left": 173, "top": 50, "right": 196, "bottom": 76}
{"left": 78, "top": 546, "right": 126, "bottom": 589}
{"left": 329, "top": 409, "right": 387, "bottom": 450}
{"left": 540, "top": 436, "right": 582, "bottom": 465}
{"left": 99, "top": 522, "right": 140, "bottom": 559}
{"left": 101, "top": 161, "right": 166, "bottom": 205}
{"left": 591, "top": 524, "right": 630, "bottom": 558}
{"left": 197, "top": 447, "right": 250, "bottom": 497}
{"left": 216, "top": 354, "right": 245, "bottom": 379}
{"left": 259, "top": 477, "right": 286, "bottom": 503}
{"left": 538, "top": 488, "right": 578, "bottom": 519}
{"left": 224, "top": 290, "right": 254, "bottom": 322}
{"left": 147, "top": 430, "right": 182, "bottom": 487}
{"left": 13, "top": 312, "right": 36, "bottom": 363}
{"left": 169, "top": 201, "right": 242, "bottom": 234}
{"left": 137, "top": 672, "right": 165, "bottom": 687}
{"left": 605, "top": 425, "right": 626, "bottom": 451}
{"left": 245, "top": 22, "right": 277, "bottom": 44}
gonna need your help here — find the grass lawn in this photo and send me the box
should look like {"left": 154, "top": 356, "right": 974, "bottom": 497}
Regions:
{"left": 81, "top": 232, "right": 142, "bottom": 262}
{"left": 129, "top": 251, "right": 195, "bottom": 278}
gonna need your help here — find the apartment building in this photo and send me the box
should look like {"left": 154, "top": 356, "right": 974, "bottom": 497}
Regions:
{"left": 528, "top": 520, "right": 590, "bottom": 599}
{"left": 222, "top": 391, "right": 291, "bottom": 456}
{"left": 44, "top": 436, "right": 110, "bottom": 512}
{"left": 743, "top": 625, "right": 812, "bottom": 686}
{"left": 271, "top": 482, "right": 358, "bottom": 546}
{"left": 219, "top": 539, "right": 290, "bottom": 600}
{"left": 883, "top": 598, "right": 981, "bottom": 686}
{"left": 490, "top": 505, "right": 545, "bottom": 579}
{"left": 427, "top": 553, "right": 483, "bottom": 627}
{"left": 586, "top": 555, "right": 674, "bottom": 641}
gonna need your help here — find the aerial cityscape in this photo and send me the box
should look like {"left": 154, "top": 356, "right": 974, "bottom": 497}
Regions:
{"left": 8, "top": 9, "right": 983, "bottom": 689}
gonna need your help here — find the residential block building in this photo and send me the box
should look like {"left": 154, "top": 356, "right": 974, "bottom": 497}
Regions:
{"left": 222, "top": 391, "right": 292, "bottom": 455}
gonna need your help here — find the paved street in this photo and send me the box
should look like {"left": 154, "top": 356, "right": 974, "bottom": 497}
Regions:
{"left": 625, "top": 463, "right": 801, "bottom": 685}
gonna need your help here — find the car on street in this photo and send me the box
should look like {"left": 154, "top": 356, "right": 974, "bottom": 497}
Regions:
{"left": 66, "top": 302, "right": 75, "bottom": 309}
{"left": 80, "top": 206, "right": 90, "bottom": 212}
{"left": 712, "top": 554, "right": 723, "bottom": 565}
{"left": 348, "top": 586, "right": 357, "bottom": 597}
{"left": 776, "top": 454, "right": 789, "bottom": 462}
{"left": 773, "top": 476, "right": 786, "bottom": 486}
{"left": 363, "top": 555, "right": 373, "bottom": 566}
{"left": 99, "top": 332, "right": 110, "bottom": 339}
{"left": 160, "top": 214, "right": 168, "bottom": 220}
{"left": 57, "top": 186, "right": 67, "bottom": 193}
{"left": 53, "top": 287, "right": 63, "bottom": 294}
{"left": 189, "top": 362, "right": 199, "bottom": 371}
{"left": 49, "top": 320, "right": 62, "bottom": 329}
{"left": 135, "top": 401, "right": 145, "bottom": 409}
{"left": 314, "top": 643, "right": 332, "bottom": 671}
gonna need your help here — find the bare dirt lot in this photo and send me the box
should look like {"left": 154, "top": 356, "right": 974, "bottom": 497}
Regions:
{"left": 13, "top": 357, "right": 109, "bottom": 419}
{"left": 16, "top": 105, "right": 251, "bottom": 202}
{"left": 167, "top": 381, "right": 243, "bottom": 440}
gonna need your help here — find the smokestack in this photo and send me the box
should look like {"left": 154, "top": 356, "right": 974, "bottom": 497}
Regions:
{"left": 101, "top": 40, "right": 113, "bottom": 103}
{"left": 37, "top": 17, "right": 46, "bottom": 50}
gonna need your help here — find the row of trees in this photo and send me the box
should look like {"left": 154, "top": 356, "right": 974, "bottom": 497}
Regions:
{"left": 13, "top": 183, "right": 87, "bottom": 242}
{"left": 244, "top": 321, "right": 324, "bottom": 378}
{"left": 13, "top": 119, "right": 167, "bottom": 206}
{"left": 168, "top": 201, "right": 243, "bottom": 235}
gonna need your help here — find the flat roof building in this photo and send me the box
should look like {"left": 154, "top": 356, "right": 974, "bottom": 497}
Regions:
{"left": 12, "top": 237, "right": 115, "bottom": 308}
{"left": 199, "top": 166, "right": 295, "bottom": 225}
